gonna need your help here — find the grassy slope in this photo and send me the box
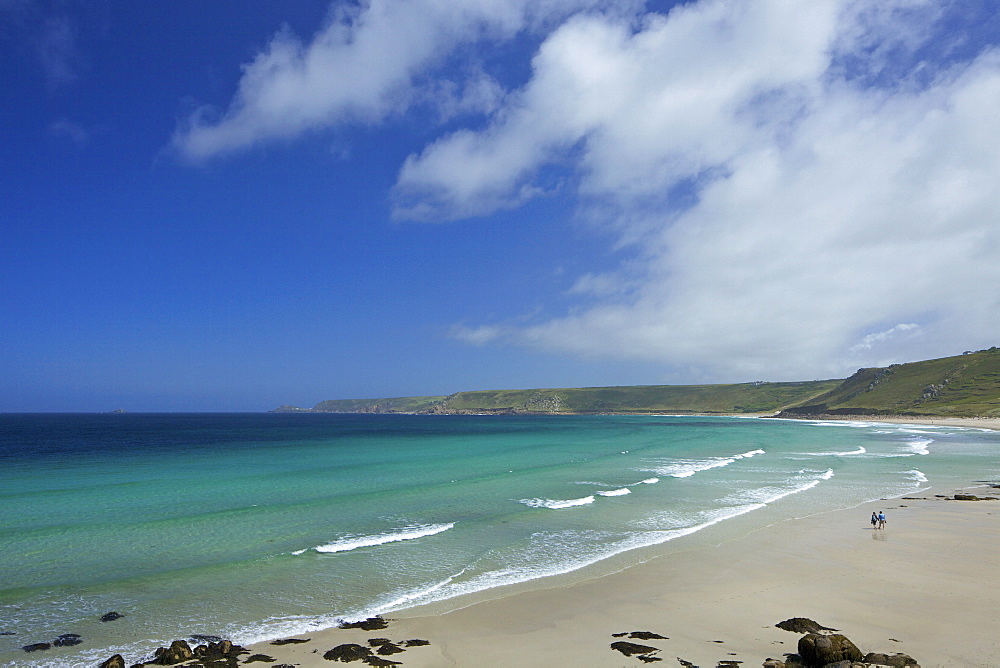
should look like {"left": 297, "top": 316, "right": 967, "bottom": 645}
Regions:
{"left": 780, "top": 348, "right": 1000, "bottom": 417}
{"left": 277, "top": 349, "right": 1000, "bottom": 417}
{"left": 310, "top": 396, "right": 447, "bottom": 413}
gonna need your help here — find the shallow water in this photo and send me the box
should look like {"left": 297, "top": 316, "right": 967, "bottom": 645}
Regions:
{"left": 2, "top": 413, "right": 997, "bottom": 666}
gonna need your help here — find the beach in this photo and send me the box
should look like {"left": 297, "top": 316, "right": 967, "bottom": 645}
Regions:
{"left": 245, "top": 479, "right": 1000, "bottom": 667}
{"left": 6, "top": 414, "right": 999, "bottom": 668}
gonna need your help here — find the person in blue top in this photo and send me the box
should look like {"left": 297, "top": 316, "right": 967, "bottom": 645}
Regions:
{"left": 877, "top": 511, "right": 886, "bottom": 530}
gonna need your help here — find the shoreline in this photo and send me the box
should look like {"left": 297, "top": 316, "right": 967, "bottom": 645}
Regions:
{"left": 242, "top": 479, "right": 1000, "bottom": 667}
{"left": 21, "top": 415, "right": 997, "bottom": 668}
{"left": 781, "top": 415, "right": 1000, "bottom": 432}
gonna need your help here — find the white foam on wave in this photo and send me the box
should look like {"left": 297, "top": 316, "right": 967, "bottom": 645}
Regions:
{"left": 725, "top": 469, "right": 834, "bottom": 505}
{"left": 372, "top": 570, "right": 467, "bottom": 611}
{"left": 294, "top": 523, "right": 455, "bottom": 555}
{"left": 906, "top": 438, "right": 931, "bottom": 455}
{"left": 642, "top": 449, "right": 765, "bottom": 479}
{"left": 908, "top": 469, "right": 929, "bottom": 483}
{"left": 519, "top": 495, "right": 595, "bottom": 509}
{"left": 636, "top": 477, "right": 660, "bottom": 485}
{"left": 803, "top": 419, "right": 879, "bottom": 429}
{"left": 800, "top": 446, "right": 866, "bottom": 456}
{"left": 596, "top": 487, "right": 631, "bottom": 497}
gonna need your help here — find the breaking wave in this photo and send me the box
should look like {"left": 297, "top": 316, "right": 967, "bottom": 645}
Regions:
{"left": 643, "top": 449, "right": 765, "bottom": 478}
{"left": 519, "top": 496, "right": 595, "bottom": 509}
{"left": 294, "top": 523, "right": 455, "bottom": 555}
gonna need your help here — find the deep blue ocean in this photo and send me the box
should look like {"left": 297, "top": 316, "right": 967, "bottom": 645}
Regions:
{"left": 2, "top": 413, "right": 998, "bottom": 667}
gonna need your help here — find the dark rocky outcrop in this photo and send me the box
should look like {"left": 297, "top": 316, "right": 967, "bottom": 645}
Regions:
{"left": 99, "top": 655, "right": 127, "bottom": 668}
{"left": 613, "top": 630, "right": 669, "bottom": 640}
{"left": 22, "top": 642, "right": 51, "bottom": 652}
{"left": 323, "top": 643, "right": 373, "bottom": 662}
{"left": 375, "top": 642, "right": 405, "bottom": 656}
{"left": 367, "top": 638, "right": 392, "bottom": 647}
{"left": 99, "top": 637, "right": 246, "bottom": 668}
{"left": 189, "top": 634, "right": 224, "bottom": 643}
{"left": 53, "top": 633, "right": 82, "bottom": 646}
{"left": 338, "top": 616, "right": 389, "bottom": 631}
{"left": 863, "top": 651, "right": 919, "bottom": 666}
{"left": 243, "top": 653, "right": 275, "bottom": 663}
{"left": 610, "top": 640, "right": 659, "bottom": 657}
{"left": 797, "top": 633, "right": 862, "bottom": 666}
{"left": 363, "top": 658, "right": 402, "bottom": 667}
{"left": 270, "top": 637, "right": 311, "bottom": 645}
{"left": 776, "top": 618, "right": 837, "bottom": 634}
{"left": 101, "top": 611, "right": 125, "bottom": 622}
{"left": 762, "top": 659, "right": 786, "bottom": 668}
{"left": 192, "top": 639, "right": 244, "bottom": 662}
{"left": 152, "top": 639, "right": 194, "bottom": 665}
{"left": 402, "top": 638, "right": 430, "bottom": 647}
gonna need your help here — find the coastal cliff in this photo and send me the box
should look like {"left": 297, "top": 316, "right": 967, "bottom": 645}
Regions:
{"left": 275, "top": 348, "right": 1000, "bottom": 418}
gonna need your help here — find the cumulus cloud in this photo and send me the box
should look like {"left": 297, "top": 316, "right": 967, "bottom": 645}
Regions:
{"left": 176, "top": 0, "right": 1000, "bottom": 381}
{"left": 395, "top": 0, "right": 839, "bottom": 219}
{"left": 172, "top": 0, "right": 614, "bottom": 161}
{"left": 437, "top": 0, "right": 1000, "bottom": 380}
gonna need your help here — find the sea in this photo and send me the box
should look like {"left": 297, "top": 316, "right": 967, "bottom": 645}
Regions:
{"left": 2, "top": 413, "right": 998, "bottom": 667}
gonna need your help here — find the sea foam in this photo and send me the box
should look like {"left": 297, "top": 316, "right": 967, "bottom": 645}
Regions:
{"left": 800, "top": 445, "right": 866, "bottom": 456}
{"left": 725, "top": 468, "right": 834, "bottom": 505}
{"left": 295, "top": 523, "right": 455, "bottom": 555}
{"left": 519, "top": 496, "right": 595, "bottom": 509}
{"left": 906, "top": 438, "right": 932, "bottom": 455}
{"left": 596, "top": 487, "right": 631, "bottom": 497}
{"left": 643, "top": 449, "right": 765, "bottom": 478}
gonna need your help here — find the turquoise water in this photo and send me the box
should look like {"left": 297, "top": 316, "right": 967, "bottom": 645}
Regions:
{"left": 2, "top": 413, "right": 998, "bottom": 666}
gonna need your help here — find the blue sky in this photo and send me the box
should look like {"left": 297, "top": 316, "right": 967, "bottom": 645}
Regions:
{"left": 2, "top": 0, "right": 999, "bottom": 411}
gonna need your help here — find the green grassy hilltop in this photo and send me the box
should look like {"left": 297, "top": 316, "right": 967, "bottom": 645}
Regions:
{"left": 274, "top": 348, "right": 1000, "bottom": 418}
{"left": 779, "top": 347, "right": 1000, "bottom": 418}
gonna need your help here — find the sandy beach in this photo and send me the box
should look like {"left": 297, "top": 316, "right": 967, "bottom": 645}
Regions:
{"left": 241, "top": 478, "right": 1000, "bottom": 667}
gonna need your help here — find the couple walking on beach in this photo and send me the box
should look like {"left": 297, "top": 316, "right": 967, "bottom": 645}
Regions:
{"left": 871, "top": 511, "right": 886, "bottom": 530}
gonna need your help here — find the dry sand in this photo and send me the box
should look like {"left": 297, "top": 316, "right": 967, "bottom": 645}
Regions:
{"left": 246, "top": 480, "right": 1000, "bottom": 667}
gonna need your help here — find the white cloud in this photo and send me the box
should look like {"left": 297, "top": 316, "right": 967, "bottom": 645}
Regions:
{"left": 172, "top": 0, "right": 614, "bottom": 161}
{"left": 424, "top": 0, "right": 1000, "bottom": 380}
{"left": 394, "top": 0, "right": 840, "bottom": 220}
{"left": 175, "top": 0, "right": 1000, "bottom": 382}
{"left": 850, "top": 324, "right": 920, "bottom": 353}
